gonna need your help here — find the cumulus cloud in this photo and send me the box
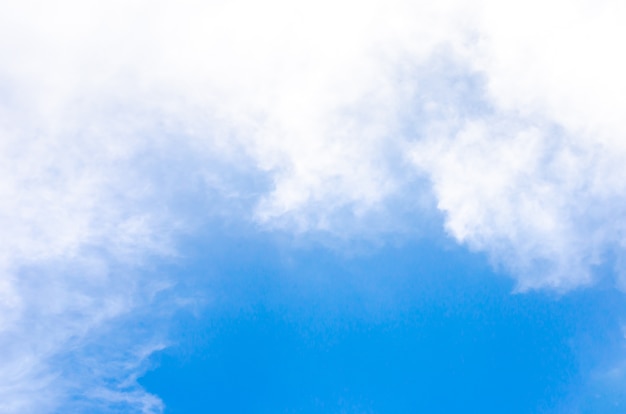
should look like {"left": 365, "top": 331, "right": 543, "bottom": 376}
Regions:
{"left": 412, "top": 0, "right": 626, "bottom": 290}
{"left": 3, "top": 0, "right": 626, "bottom": 410}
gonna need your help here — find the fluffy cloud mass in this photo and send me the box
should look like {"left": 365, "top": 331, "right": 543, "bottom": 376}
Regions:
{"left": 1, "top": 0, "right": 626, "bottom": 411}
{"left": 413, "top": 0, "right": 626, "bottom": 290}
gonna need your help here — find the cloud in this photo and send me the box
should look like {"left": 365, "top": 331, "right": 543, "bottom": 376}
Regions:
{"left": 412, "top": 0, "right": 626, "bottom": 290}
{"left": 0, "top": 90, "right": 180, "bottom": 411}
{"left": 3, "top": 0, "right": 626, "bottom": 411}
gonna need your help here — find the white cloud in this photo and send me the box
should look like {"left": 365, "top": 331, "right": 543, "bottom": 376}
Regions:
{"left": 0, "top": 96, "right": 179, "bottom": 411}
{"left": 411, "top": 0, "right": 626, "bottom": 290}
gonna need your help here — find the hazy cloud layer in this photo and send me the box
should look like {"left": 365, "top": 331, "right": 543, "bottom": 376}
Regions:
{"left": 2, "top": 0, "right": 626, "bottom": 411}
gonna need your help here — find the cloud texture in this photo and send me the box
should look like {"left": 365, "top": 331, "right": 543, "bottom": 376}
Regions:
{"left": 2, "top": 0, "right": 626, "bottom": 411}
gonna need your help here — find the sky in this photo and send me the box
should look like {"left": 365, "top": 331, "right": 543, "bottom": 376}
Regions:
{"left": 2, "top": 0, "right": 626, "bottom": 412}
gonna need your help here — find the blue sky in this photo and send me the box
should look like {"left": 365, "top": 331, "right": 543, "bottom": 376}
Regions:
{"left": 134, "top": 224, "right": 626, "bottom": 413}
{"left": 2, "top": 0, "right": 626, "bottom": 413}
